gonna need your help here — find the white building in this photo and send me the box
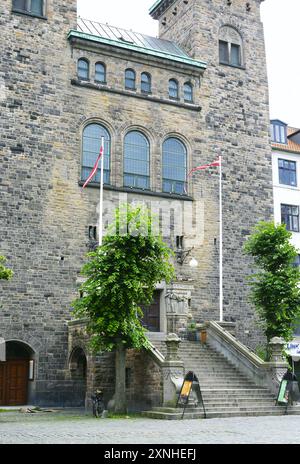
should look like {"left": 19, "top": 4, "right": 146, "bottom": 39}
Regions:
{"left": 271, "top": 119, "right": 300, "bottom": 343}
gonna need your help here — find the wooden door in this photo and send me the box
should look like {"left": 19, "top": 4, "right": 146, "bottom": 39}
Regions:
{"left": 0, "top": 364, "right": 5, "bottom": 405}
{"left": 0, "top": 360, "right": 28, "bottom": 406}
{"left": 141, "top": 290, "right": 161, "bottom": 332}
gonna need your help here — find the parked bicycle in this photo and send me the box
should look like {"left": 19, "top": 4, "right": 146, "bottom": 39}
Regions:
{"left": 91, "top": 389, "right": 105, "bottom": 418}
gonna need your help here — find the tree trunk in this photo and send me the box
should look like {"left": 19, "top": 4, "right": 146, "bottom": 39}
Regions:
{"left": 114, "top": 341, "right": 127, "bottom": 414}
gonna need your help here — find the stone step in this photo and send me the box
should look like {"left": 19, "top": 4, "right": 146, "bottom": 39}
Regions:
{"left": 203, "top": 396, "right": 276, "bottom": 406}
{"left": 141, "top": 410, "right": 205, "bottom": 420}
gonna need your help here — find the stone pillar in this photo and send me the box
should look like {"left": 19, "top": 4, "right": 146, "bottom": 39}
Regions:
{"left": 269, "top": 337, "right": 286, "bottom": 363}
{"left": 165, "top": 333, "right": 181, "bottom": 361}
{"left": 162, "top": 333, "right": 184, "bottom": 407}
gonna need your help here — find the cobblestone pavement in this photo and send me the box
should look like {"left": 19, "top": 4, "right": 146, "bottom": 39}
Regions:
{"left": 0, "top": 411, "right": 300, "bottom": 444}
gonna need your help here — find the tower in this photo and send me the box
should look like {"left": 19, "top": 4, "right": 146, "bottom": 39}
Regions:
{"left": 151, "top": 0, "right": 273, "bottom": 345}
{"left": 0, "top": 0, "right": 78, "bottom": 405}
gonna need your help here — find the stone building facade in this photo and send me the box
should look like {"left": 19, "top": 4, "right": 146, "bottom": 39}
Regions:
{"left": 0, "top": 0, "right": 273, "bottom": 408}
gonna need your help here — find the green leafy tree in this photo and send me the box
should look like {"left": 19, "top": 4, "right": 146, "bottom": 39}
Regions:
{"left": 73, "top": 204, "right": 175, "bottom": 413}
{"left": 244, "top": 221, "right": 300, "bottom": 343}
{"left": 0, "top": 256, "right": 13, "bottom": 280}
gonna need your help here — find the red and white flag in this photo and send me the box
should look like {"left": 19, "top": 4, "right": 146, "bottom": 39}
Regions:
{"left": 186, "top": 157, "right": 220, "bottom": 180}
{"left": 81, "top": 142, "right": 104, "bottom": 192}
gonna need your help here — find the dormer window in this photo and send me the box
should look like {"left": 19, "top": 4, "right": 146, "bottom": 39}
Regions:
{"left": 13, "top": 0, "right": 45, "bottom": 17}
{"left": 270, "top": 120, "right": 287, "bottom": 144}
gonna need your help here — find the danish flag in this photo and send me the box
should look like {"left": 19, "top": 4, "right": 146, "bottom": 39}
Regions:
{"left": 81, "top": 142, "right": 104, "bottom": 192}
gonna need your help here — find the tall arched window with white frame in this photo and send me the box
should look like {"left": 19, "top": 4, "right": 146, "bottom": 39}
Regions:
{"left": 81, "top": 123, "right": 110, "bottom": 185}
{"left": 162, "top": 138, "right": 187, "bottom": 195}
{"left": 124, "top": 131, "right": 150, "bottom": 190}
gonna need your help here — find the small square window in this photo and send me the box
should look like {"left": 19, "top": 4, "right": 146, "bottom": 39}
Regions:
{"left": 281, "top": 204, "right": 299, "bottom": 232}
{"left": 278, "top": 159, "right": 297, "bottom": 186}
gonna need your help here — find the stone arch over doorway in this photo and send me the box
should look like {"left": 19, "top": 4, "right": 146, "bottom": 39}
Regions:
{"left": 68, "top": 347, "right": 87, "bottom": 407}
{"left": 0, "top": 340, "right": 36, "bottom": 406}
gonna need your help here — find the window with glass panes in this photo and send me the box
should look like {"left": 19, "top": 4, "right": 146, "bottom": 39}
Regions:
{"left": 219, "top": 40, "right": 241, "bottom": 66}
{"left": 184, "top": 83, "right": 193, "bottom": 102}
{"left": 169, "top": 79, "right": 179, "bottom": 99}
{"left": 292, "top": 255, "right": 300, "bottom": 268}
{"left": 162, "top": 138, "right": 187, "bottom": 195}
{"left": 125, "top": 69, "right": 136, "bottom": 90}
{"left": 95, "top": 63, "right": 106, "bottom": 83}
{"left": 81, "top": 124, "right": 110, "bottom": 185}
{"left": 271, "top": 123, "right": 287, "bottom": 144}
{"left": 278, "top": 159, "right": 297, "bottom": 186}
{"left": 141, "top": 73, "right": 151, "bottom": 93}
{"left": 78, "top": 59, "right": 89, "bottom": 80}
{"left": 124, "top": 131, "right": 150, "bottom": 189}
{"left": 13, "top": 0, "right": 44, "bottom": 16}
{"left": 281, "top": 204, "right": 299, "bottom": 232}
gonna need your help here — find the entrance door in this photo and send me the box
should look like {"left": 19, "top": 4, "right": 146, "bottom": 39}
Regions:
{"left": 0, "top": 360, "right": 28, "bottom": 406}
{"left": 141, "top": 290, "right": 161, "bottom": 332}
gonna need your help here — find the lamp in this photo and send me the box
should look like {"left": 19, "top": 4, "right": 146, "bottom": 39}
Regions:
{"left": 189, "top": 257, "right": 198, "bottom": 268}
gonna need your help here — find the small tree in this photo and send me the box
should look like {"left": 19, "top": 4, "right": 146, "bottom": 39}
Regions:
{"left": 244, "top": 221, "right": 300, "bottom": 343}
{"left": 0, "top": 256, "right": 13, "bottom": 280}
{"left": 73, "top": 204, "right": 174, "bottom": 413}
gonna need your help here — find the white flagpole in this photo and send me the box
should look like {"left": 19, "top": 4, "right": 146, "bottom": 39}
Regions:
{"left": 219, "top": 155, "right": 223, "bottom": 322}
{"left": 99, "top": 136, "right": 104, "bottom": 246}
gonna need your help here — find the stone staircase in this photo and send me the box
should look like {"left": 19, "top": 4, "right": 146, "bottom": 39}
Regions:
{"left": 143, "top": 339, "right": 300, "bottom": 419}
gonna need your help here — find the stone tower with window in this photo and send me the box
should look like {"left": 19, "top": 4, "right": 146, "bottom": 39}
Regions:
{"left": 150, "top": 0, "right": 273, "bottom": 341}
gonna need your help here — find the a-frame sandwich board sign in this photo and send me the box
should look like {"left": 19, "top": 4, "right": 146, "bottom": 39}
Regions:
{"left": 177, "top": 371, "right": 206, "bottom": 419}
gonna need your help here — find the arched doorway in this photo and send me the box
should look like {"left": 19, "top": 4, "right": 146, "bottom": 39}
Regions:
{"left": 69, "top": 347, "right": 87, "bottom": 407}
{"left": 0, "top": 341, "right": 35, "bottom": 406}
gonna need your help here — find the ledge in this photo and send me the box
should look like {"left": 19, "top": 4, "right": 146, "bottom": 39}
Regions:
{"left": 78, "top": 181, "right": 194, "bottom": 201}
{"left": 71, "top": 79, "right": 202, "bottom": 111}
{"left": 12, "top": 9, "right": 47, "bottom": 20}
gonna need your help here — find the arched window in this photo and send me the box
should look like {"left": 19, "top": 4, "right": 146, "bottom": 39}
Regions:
{"left": 169, "top": 79, "right": 179, "bottom": 100}
{"left": 162, "top": 138, "right": 187, "bottom": 195}
{"left": 125, "top": 69, "right": 136, "bottom": 90}
{"left": 13, "top": 0, "right": 44, "bottom": 16}
{"left": 219, "top": 26, "right": 243, "bottom": 67}
{"left": 78, "top": 58, "right": 89, "bottom": 80}
{"left": 82, "top": 123, "right": 110, "bottom": 185}
{"left": 141, "top": 72, "right": 151, "bottom": 93}
{"left": 184, "top": 82, "right": 193, "bottom": 102}
{"left": 124, "top": 131, "right": 150, "bottom": 190}
{"left": 95, "top": 62, "right": 106, "bottom": 83}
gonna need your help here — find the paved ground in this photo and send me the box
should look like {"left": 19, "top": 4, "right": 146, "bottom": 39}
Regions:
{"left": 0, "top": 410, "right": 300, "bottom": 444}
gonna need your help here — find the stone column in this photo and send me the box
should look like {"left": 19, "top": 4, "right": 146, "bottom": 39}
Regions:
{"left": 162, "top": 333, "right": 184, "bottom": 407}
{"left": 269, "top": 337, "right": 286, "bottom": 363}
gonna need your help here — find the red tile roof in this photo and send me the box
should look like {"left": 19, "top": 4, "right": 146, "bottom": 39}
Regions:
{"left": 272, "top": 126, "right": 300, "bottom": 153}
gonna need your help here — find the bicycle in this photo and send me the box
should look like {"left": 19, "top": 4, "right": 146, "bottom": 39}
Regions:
{"left": 91, "top": 389, "right": 105, "bottom": 418}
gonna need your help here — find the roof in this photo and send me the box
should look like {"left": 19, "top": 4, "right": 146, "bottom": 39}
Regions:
{"left": 69, "top": 18, "right": 206, "bottom": 70}
{"left": 272, "top": 126, "right": 300, "bottom": 154}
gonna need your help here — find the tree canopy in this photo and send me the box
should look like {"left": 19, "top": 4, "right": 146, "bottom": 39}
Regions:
{"left": 244, "top": 221, "right": 300, "bottom": 342}
{"left": 73, "top": 204, "right": 175, "bottom": 352}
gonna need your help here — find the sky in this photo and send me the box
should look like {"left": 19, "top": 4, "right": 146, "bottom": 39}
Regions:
{"left": 77, "top": 0, "right": 300, "bottom": 128}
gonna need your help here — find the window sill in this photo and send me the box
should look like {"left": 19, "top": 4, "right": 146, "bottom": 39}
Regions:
{"left": 12, "top": 9, "right": 47, "bottom": 20}
{"left": 71, "top": 79, "right": 202, "bottom": 111}
{"left": 219, "top": 61, "right": 245, "bottom": 70}
{"left": 78, "top": 181, "right": 193, "bottom": 201}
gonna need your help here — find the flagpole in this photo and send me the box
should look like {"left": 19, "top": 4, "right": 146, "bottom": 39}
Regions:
{"left": 219, "top": 155, "right": 223, "bottom": 322}
{"left": 99, "top": 136, "right": 104, "bottom": 246}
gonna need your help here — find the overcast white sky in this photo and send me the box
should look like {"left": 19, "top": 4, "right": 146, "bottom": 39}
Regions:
{"left": 78, "top": 0, "right": 300, "bottom": 128}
